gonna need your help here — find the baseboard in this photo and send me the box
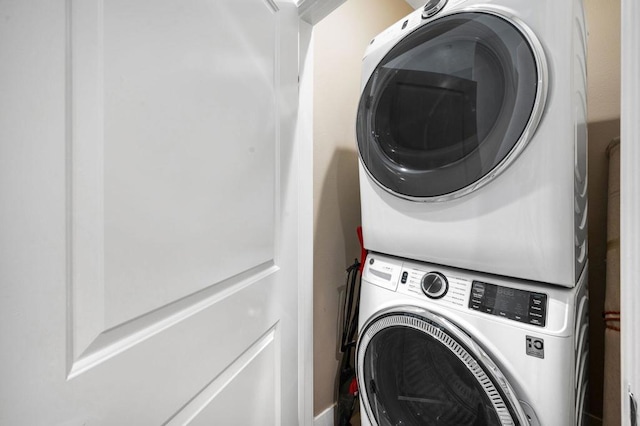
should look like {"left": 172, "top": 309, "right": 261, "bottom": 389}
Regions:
{"left": 314, "top": 404, "right": 335, "bottom": 426}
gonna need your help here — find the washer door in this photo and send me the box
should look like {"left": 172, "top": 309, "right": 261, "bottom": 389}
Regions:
{"left": 356, "top": 11, "right": 546, "bottom": 201}
{"left": 357, "top": 307, "right": 529, "bottom": 426}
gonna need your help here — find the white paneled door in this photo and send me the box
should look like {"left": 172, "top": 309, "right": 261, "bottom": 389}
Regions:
{"left": 0, "top": 0, "right": 305, "bottom": 424}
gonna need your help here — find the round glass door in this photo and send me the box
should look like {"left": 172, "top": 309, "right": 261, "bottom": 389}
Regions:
{"left": 357, "top": 310, "right": 527, "bottom": 426}
{"left": 356, "top": 11, "right": 546, "bottom": 200}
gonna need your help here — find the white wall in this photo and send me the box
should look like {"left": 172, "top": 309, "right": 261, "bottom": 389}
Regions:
{"left": 585, "top": 0, "right": 621, "bottom": 122}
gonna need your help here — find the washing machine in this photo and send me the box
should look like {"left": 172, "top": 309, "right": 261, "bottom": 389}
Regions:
{"left": 356, "top": 0, "right": 587, "bottom": 287}
{"left": 357, "top": 253, "right": 589, "bottom": 426}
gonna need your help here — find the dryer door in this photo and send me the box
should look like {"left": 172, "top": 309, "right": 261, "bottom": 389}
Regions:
{"left": 356, "top": 307, "right": 530, "bottom": 426}
{"left": 356, "top": 11, "right": 546, "bottom": 201}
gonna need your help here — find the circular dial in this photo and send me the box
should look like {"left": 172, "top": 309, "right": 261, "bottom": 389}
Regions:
{"left": 422, "top": 0, "right": 448, "bottom": 19}
{"left": 421, "top": 272, "right": 448, "bottom": 299}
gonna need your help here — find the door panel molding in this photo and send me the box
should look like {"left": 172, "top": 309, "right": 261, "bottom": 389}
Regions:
{"left": 263, "top": 0, "right": 280, "bottom": 13}
{"left": 67, "top": 261, "right": 278, "bottom": 379}
{"left": 66, "top": 0, "right": 107, "bottom": 371}
{"left": 164, "top": 325, "right": 279, "bottom": 425}
{"left": 66, "top": 0, "right": 283, "bottom": 378}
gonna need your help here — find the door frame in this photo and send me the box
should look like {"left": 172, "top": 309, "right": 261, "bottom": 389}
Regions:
{"left": 297, "top": 17, "right": 314, "bottom": 426}
{"left": 297, "top": 1, "right": 346, "bottom": 424}
{"left": 620, "top": 1, "right": 639, "bottom": 425}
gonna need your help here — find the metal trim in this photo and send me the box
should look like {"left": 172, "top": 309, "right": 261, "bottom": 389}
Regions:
{"left": 357, "top": 7, "right": 549, "bottom": 202}
{"left": 356, "top": 306, "right": 530, "bottom": 426}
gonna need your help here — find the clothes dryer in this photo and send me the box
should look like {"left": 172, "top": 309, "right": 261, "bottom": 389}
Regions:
{"left": 357, "top": 0, "right": 587, "bottom": 286}
{"left": 357, "top": 253, "right": 589, "bottom": 426}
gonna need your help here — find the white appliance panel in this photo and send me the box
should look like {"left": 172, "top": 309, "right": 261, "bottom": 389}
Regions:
{"left": 357, "top": 0, "right": 587, "bottom": 287}
{"left": 358, "top": 253, "right": 588, "bottom": 426}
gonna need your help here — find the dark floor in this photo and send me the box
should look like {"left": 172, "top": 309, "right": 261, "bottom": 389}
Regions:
{"left": 350, "top": 411, "right": 360, "bottom": 425}
{"left": 586, "top": 412, "right": 604, "bottom": 426}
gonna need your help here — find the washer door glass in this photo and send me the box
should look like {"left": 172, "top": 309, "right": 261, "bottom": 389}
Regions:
{"left": 358, "top": 313, "right": 524, "bottom": 426}
{"left": 356, "top": 12, "right": 543, "bottom": 199}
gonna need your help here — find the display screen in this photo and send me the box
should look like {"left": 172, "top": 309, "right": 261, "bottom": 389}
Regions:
{"left": 494, "top": 286, "right": 529, "bottom": 316}
{"left": 469, "top": 281, "right": 547, "bottom": 327}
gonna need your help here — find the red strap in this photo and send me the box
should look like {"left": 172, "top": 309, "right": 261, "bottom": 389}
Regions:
{"left": 349, "top": 377, "right": 359, "bottom": 395}
{"left": 357, "top": 226, "right": 367, "bottom": 273}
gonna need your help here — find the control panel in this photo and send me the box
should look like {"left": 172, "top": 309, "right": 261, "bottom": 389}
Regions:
{"left": 469, "top": 281, "right": 547, "bottom": 327}
{"left": 364, "top": 255, "right": 550, "bottom": 327}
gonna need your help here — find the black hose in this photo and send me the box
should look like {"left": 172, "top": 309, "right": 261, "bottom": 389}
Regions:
{"left": 337, "top": 259, "right": 362, "bottom": 426}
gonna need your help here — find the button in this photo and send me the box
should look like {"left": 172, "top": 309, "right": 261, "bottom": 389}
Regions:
{"left": 401, "top": 271, "right": 408, "bottom": 284}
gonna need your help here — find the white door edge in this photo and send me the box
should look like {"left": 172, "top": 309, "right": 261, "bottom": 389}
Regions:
{"left": 621, "top": 1, "right": 640, "bottom": 425}
{"left": 298, "top": 18, "right": 315, "bottom": 426}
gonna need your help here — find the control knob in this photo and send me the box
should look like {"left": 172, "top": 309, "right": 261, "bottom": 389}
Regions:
{"left": 421, "top": 272, "right": 448, "bottom": 299}
{"left": 422, "top": 0, "right": 448, "bottom": 19}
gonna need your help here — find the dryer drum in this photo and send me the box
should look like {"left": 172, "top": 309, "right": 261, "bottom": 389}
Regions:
{"left": 356, "top": 12, "right": 545, "bottom": 200}
{"left": 357, "top": 311, "right": 528, "bottom": 426}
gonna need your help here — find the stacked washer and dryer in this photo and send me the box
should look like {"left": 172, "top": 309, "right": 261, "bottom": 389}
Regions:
{"left": 354, "top": 0, "right": 588, "bottom": 425}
